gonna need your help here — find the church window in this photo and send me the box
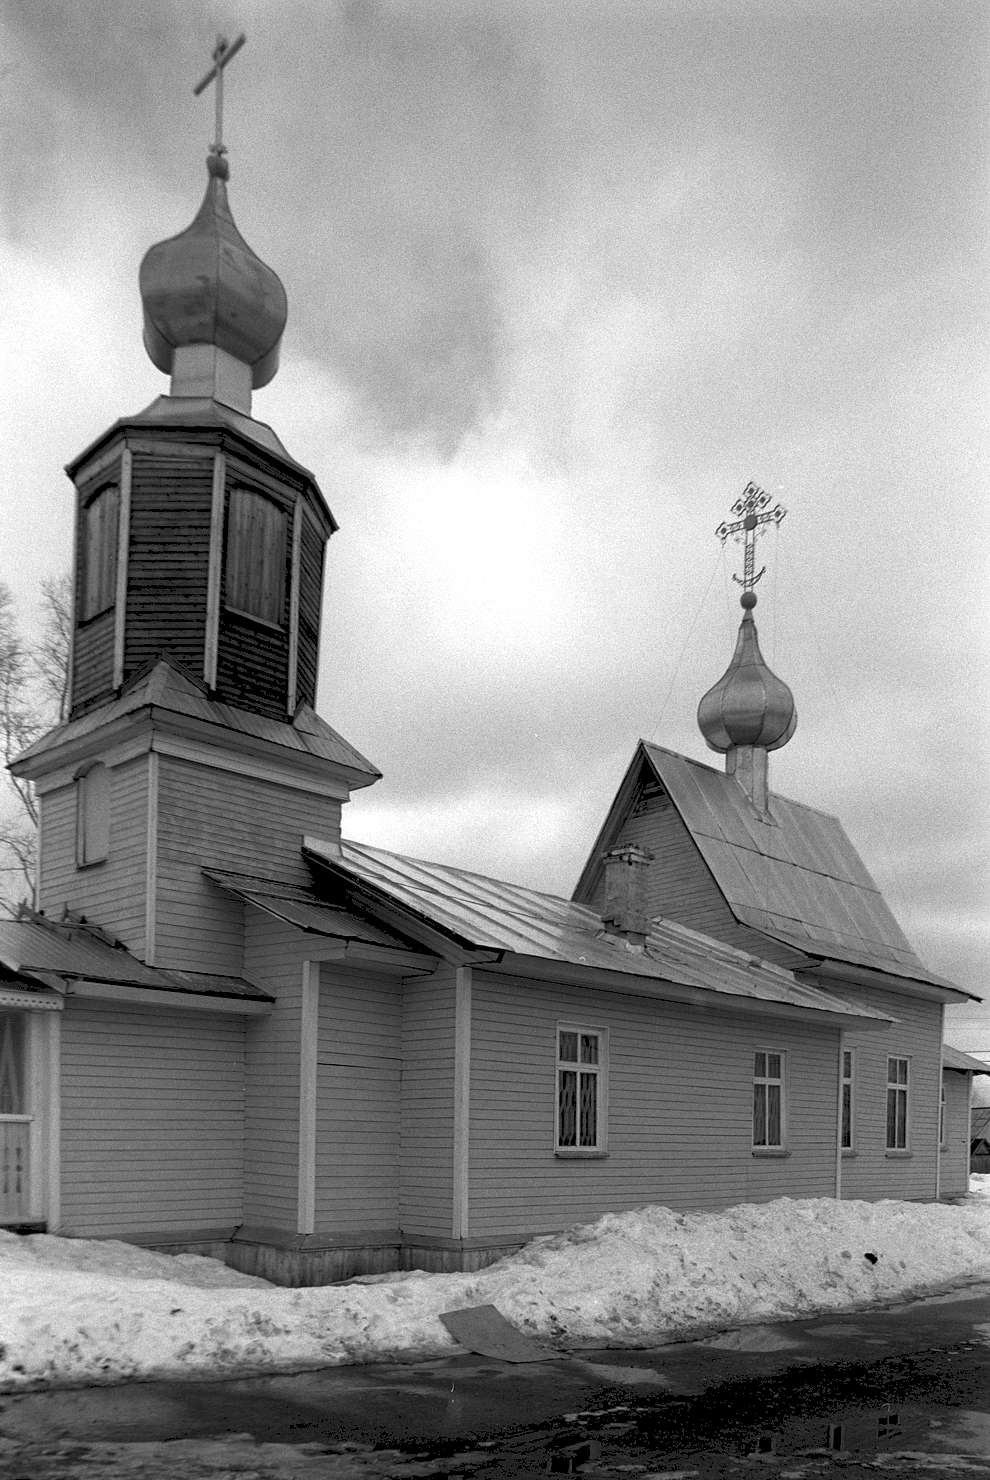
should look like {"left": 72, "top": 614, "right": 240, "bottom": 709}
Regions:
{"left": 885, "top": 1056, "right": 910, "bottom": 1151}
{"left": 753, "top": 1050, "right": 785, "bottom": 1149}
{"left": 81, "top": 485, "right": 119, "bottom": 620}
{"left": 556, "top": 1025, "right": 607, "bottom": 1153}
{"left": 76, "top": 763, "right": 110, "bottom": 866}
{"left": 224, "top": 488, "right": 287, "bottom": 627}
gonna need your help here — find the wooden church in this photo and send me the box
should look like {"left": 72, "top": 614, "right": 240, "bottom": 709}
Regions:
{"left": 0, "top": 70, "right": 981, "bottom": 1283}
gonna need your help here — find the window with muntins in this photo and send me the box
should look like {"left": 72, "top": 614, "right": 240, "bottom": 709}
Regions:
{"left": 76, "top": 763, "right": 110, "bottom": 866}
{"left": 886, "top": 1057, "right": 909, "bottom": 1150}
{"left": 81, "top": 485, "right": 119, "bottom": 620}
{"left": 224, "top": 487, "right": 287, "bottom": 626}
{"left": 753, "top": 1050, "right": 785, "bottom": 1148}
{"left": 841, "top": 1048, "right": 854, "bottom": 1150}
{"left": 556, "top": 1026, "right": 605, "bottom": 1152}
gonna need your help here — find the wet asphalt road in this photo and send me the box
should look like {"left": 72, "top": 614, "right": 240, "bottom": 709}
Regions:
{"left": 0, "top": 1284, "right": 988, "bottom": 1477}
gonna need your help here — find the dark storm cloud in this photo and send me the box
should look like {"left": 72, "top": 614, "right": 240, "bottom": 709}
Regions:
{"left": 2, "top": 0, "right": 987, "bottom": 1002}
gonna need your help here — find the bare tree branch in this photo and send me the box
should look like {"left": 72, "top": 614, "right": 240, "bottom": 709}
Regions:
{"left": 0, "top": 577, "right": 71, "bottom": 908}
{"left": 35, "top": 573, "right": 72, "bottom": 724}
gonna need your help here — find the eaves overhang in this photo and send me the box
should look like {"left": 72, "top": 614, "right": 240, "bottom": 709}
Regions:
{"left": 478, "top": 952, "right": 894, "bottom": 1030}
{"left": 65, "top": 401, "right": 336, "bottom": 536}
{"left": 13, "top": 678, "right": 379, "bottom": 794}
{"left": 802, "top": 958, "right": 978, "bottom": 1006}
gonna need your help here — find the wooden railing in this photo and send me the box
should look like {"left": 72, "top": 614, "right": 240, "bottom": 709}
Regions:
{"left": 0, "top": 1119, "right": 30, "bottom": 1223}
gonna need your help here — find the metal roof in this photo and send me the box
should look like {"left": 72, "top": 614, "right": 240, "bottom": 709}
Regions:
{"left": 67, "top": 397, "right": 330, "bottom": 518}
{"left": 13, "top": 659, "right": 379, "bottom": 784}
{"left": 0, "top": 916, "right": 272, "bottom": 1002}
{"left": 306, "top": 838, "right": 891, "bottom": 1026}
{"left": 943, "top": 1044, "right": 990, "bottom": 1076}
{"left": 641, "top": 744, "right": 956, "bottom": 990}
{"left": 203, "top": 868, "right": 414, "bottom": 948}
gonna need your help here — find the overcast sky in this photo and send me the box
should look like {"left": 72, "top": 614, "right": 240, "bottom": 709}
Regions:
{"left": 2, "top": 0, "right": 987, "bottom": 1033}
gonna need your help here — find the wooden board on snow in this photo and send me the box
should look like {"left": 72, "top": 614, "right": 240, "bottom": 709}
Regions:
{"left": 438, "top": 1304, "right": 557, "bottom": 1363}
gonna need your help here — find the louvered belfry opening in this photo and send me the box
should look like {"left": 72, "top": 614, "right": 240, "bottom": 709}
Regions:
{"left": 65, "top": 132, "right": 337, "bottom": 726}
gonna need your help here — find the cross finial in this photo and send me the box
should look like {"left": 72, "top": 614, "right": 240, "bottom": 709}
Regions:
{"left": 193, "top": 33, "right": 247, "bottom": 172}
{"left": 715, "top": 481, "right": 787, "bottom": 601}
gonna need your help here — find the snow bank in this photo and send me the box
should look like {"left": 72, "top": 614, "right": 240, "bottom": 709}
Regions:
{"left": 1, "top": 1194, "right": 988, "bottom": 1392}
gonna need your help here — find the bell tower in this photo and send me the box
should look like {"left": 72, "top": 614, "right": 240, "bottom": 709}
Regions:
{"left": 67, "top": 35, "right": 331, "bottom": 724}
{"left": 14, "top": 37, "right": 378, "bottom": 972}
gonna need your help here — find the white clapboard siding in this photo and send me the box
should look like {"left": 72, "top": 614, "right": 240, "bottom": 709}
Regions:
{"left": 401, "top": 967, "right": 457, "bottom": 1238}
{"left": 838, "top": 986, "right": 943, "bottom": 1202}
{"left": 467, "top": 971, "right": 839, "bottom": 1241}
{"left": 314, "top": 964, "right": 401, "bottom": 1232}
{"left": 940, "top": 1071, "right": 972, "bottom": 1199}
{"left": 241, "top": 914, "right": 310, "bottom": 1229}
{"left": 59, "top": 998, "right": 245, "bottom": 1236}
{"left": 153, "top": 754, "right": 342, "bottom": 974}
{"left": 39, "top": 756, "right": 150, "bottom": 953}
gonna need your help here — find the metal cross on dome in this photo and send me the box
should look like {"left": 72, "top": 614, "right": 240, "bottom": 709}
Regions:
{"left": 193, "top": 32, "right": 247, "bottom": 161}
{"left": 715, "top": 481, "right": 787, "bottom": 593}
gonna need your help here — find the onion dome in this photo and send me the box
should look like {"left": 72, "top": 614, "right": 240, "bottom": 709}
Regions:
{"left": 139, "top": 153, "right": 287, "bottom": 390}
{"left": 697, "top": 591, "right": 797, "bottom": 753}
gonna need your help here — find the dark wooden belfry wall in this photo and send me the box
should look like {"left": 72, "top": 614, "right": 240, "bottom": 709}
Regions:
{"left": 69, "top": 423, "right": 329, "bottom": 723}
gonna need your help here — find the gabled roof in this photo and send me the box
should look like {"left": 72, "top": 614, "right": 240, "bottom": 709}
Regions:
{"left": 943, "top": 1044, "right": 990, "bottom": 1076}
{"left": 12, "top": 659, "right": 380, "bottom": 786}
{"left": 575, "top": 740, "right": 966, "bottom": 996}
{"left": 0, "top": 914, "right": 271, "bottom": 1002}
{"left": 304, "top": 837, "right": 892, "bottom": 1028}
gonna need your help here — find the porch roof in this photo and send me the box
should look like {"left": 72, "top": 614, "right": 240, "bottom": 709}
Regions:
{"left": 203, "top": 867, "right": 416, "bottom": 948}
{"left": 0, "top": 915, "right": 272, "bottom": 1002}
{"left": 943, "top": 1044, "right": 990, "bottom": 1075}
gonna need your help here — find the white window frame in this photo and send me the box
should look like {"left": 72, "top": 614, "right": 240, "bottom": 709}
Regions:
{"left": 840, "top": 1047, "right": 855, "bottom": 1152}
{"left": 885, "top": 1056, "right": 910, "bottom": 1152}
{"left": 555, "top": 1023, "right": 608, "bottom": 1156}
{"left": 75, "top": 762, "right": 110, "bottom": 867}
{"left": 939, "top": 1081, "right": 947, "bottom": 1150}
{"left": 753, "top": 1048, "right": 786, "bottom": 1151}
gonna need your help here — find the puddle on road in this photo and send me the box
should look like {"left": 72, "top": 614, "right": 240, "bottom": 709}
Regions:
{"left": 541, "top": 1341, "right": 990, "bottom": 1476}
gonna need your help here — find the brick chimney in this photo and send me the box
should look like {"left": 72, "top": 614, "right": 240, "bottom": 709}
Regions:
{"left": 602, "top": 844, "right": 654, "bottom": 945}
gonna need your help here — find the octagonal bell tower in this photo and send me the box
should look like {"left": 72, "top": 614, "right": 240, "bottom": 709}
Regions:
{"left": 66, "top": 45, "right": 333, "bottom": 725}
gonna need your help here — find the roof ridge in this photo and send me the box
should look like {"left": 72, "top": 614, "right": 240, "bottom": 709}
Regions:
{"left": 641, "top": 738, "right": 844, "bottom": 826}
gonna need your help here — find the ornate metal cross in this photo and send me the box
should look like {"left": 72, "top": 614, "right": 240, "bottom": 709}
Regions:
{"left": 715, "top": 481, "right": 787, "bottom": 592}
{"left": 193, "top": 33, "right": 247, "bottom": 160}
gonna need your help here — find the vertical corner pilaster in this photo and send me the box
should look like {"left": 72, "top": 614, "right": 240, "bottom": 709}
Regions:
{"left": 44, "top": 1009, "right": 62, "bottom": 1232}
{"left": 287, "top": 498, "right": 302, "bottom": 715}
{"left": 112, "top": 448, "right": 133, "bottom": 691}
{"left": 452, "top": 966, "right": 472, "bottom": 1240}
{"left": 298, "top": 959, "right": 319, "bottom": 1236}
{"left": 204, "top": 451, "right": 227, "bottom": 690}
{"left": 144, "top": 750, "right": 159, "bottom": 966}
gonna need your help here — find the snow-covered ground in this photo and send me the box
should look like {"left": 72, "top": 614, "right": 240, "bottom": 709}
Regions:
{"left": 2, "top": 1183, "right": 989, "bottom": 1393}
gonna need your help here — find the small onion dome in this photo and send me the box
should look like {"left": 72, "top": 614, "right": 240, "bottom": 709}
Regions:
{"left": 697, "top": 593, "right": 797, "bottom": 753}
{"left": 139, "top": 154, "right": 287, "bottom": 390}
